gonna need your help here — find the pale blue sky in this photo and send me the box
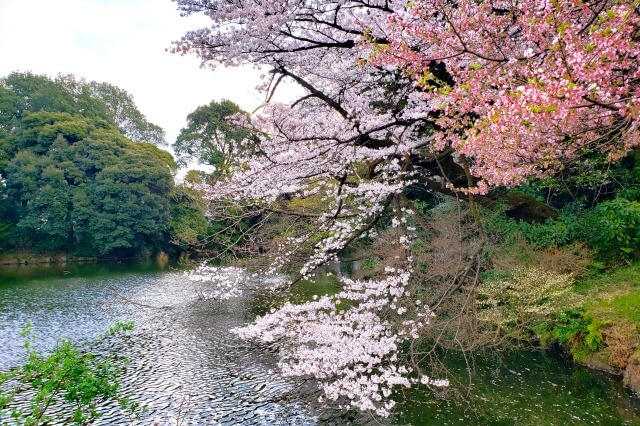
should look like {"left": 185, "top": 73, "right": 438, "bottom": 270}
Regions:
{"left": 0, "top": 0, "right": 278, "bottom": 146}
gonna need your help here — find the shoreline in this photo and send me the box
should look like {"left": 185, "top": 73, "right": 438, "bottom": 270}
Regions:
{"left": 0, "top": 253, "right": 134, "bottom": 268}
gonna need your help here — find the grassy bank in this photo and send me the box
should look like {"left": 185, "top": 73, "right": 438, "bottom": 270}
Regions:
{"left": 565, "top": 263, "right": 640, "bottom": 392}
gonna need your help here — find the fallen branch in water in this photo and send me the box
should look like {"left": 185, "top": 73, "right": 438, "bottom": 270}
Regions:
{"left": 108, "top": 286, "right": 173, "bottom": 310}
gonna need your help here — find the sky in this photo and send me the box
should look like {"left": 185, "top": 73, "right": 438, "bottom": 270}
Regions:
{"left": 0, "top": 0, "right": 292, "bottom": 148}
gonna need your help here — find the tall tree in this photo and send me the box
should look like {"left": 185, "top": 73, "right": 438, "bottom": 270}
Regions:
{"left": 174, "top": 99, "right": 251, "bottom": 172}
{"left": 0, "top": 73, "right": 180, "bottom": 256}
{"left": 376, "top": 0, "right": 640, "bottom": 191}
{"left": 173, "top": 0, "right": 454, "bottom": 415}
{"left": 0, "top": 72, "right": 166, "bottom": 146}
{"left": 84, "top": 80, "right": 166, "bottom": 146}
{"left": 3, "top": 112, "right": 174, "bottom": 255}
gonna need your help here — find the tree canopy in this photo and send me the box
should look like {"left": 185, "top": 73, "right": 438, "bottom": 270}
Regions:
{"left": 0, "top": 72, "right": 166, "bottom": 146}
{"left": 174, "top": 99, "right": 251, "bottom": 172}
{"left": 2, "top": 110, "right": 174, "bottom": 255}
{"left": 377, "top": 0, "right": 640, "bottom": 191}
{"left": 0, "top": 72, "right": 203, "bottom": 257}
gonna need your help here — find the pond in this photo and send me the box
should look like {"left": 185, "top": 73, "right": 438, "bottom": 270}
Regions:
{"left": 0, "top": 262, "right": 639, "bottom": 425}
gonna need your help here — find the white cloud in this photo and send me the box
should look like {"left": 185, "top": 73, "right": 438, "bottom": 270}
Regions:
{"left": 0, "top": 0, "right": 298, "bottom": 146}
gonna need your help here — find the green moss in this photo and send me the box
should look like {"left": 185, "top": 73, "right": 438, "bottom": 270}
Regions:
{"left": 567, "top": 262, "right": 640, "bottom": 334}
{"left": 606, "top": 292, "right": 640, "bottom": 324}
{"left": 573, "top": 261, "right": 640, "bottom": 294}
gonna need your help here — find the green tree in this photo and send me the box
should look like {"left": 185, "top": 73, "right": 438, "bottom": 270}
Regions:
{"left": 2, "top": 73, "right": 79, "bottom": 118}
{"left": 0, "top": 72, "right": 210, "bottom": 258}
{"left": 174, "top": 99, "right": 251, "bottom": 173}
{"left": 168, "top": 184, "right": 209, "bottom": 247}
{"left": 0, "top": 322, "right": 139, "bottom": 425}
{"left": 0, "top": 178, "right": 10, "bottom": 246}
{"left": 0, "top": 72, "right": 165, "bottom": 146}
{"left": 77, "top": 141, "right": 173, "bottom": 255}
{"left": 2, "top": 112, "right": 174, "bottom": 256}
{"left": 83, "top": 80, "right": 166, "bottom": 146}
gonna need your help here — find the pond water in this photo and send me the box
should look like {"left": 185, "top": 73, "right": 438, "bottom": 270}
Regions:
{"left": 0, "top": 262, "right": 639, "bottom": 425}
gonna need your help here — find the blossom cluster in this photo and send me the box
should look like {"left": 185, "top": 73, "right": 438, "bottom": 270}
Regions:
{"left": 377, "top": 0, "right": 640, "bottom": 190}
{"left": 232, "top": 268, "right": 444, "bottom": 417}
{"left": 186, "top": 265, "right": 287, "bottom": 300}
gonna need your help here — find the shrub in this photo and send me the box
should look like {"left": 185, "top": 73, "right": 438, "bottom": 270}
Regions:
{"left": 593, "top": 198, "right": 640, "bottom": 261}
{"left": 0, "top": 322, "right": 139, "bottom": 425}
{"left": 552, "top": 310, "right": 607, "bottom": 361}
{"left": 483, "top": 200, "right": 590, "bottom": 250}
{"left": 477, "top": 268, "right": 578, "bottom": 331}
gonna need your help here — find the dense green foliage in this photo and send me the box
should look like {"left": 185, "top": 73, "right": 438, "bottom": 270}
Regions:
{"left": 172, "top": 101, "right": 259, "bottom": 254}
{"left": 3, "top": 113, "right": 173, "bottom": 255}
{"left": 0, "top": 72, "right": 165, "bottom": 148}
{"left": 0, "top": 73, "right": 207, "bottom": 257}
{"left": 595, "top": 198, "right": 640, "bottom": 260}
{"left": 0, "top": 322, "right": 138, "bottom": 425}
{"left": 168, "top": 185, "right": 209, "bottom": 247}
{"left": 485, "top": 150, "right": 640, "bottom": 263}
{"left": 549, "top": 310, "right": 606, "bottom": 361}
{"left": 0, "top": 183, "right": 9, "bottom": 241}
{"left": 479, "top": 152, "right": 640, "bottom": 368}
{"left": 174, "top": 99, "right": 251, "bottom": 172}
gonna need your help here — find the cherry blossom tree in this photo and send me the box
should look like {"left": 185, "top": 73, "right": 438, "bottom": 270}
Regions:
{"left": 173, "top": 0, "right": 453, "bottom": 415}
{"left": 173, "top": 0, "right": 638, "bottom": 416}
{"left": 377, "top": 0, "right": 640, "bottom": 191}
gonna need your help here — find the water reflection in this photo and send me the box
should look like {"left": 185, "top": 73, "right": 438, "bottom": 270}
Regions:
{"left": 0, "top": 262, "right": 638, "bottom": 425}
{"left": 394, "top": 348, "right": 640, "bottom": 425}
{"left": 0, "top": 262, "right": 314, "bottom": 425}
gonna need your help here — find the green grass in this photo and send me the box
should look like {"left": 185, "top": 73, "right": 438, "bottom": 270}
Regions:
{"left": 608, "top": 292, "right": 640, "bottom": 324}
{"left": 571, "top": 261, "right": 640, "bottom": 327}
{"left": 572, "top": 261, "right": 640, "bottom": 294}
